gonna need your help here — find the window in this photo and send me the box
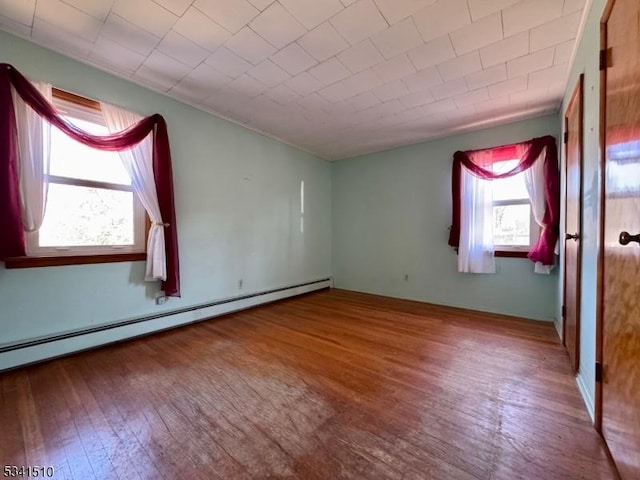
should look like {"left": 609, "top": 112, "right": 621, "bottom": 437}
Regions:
{"left": 491, "top": 160, "right": 538, "bottom": 252}
{"left": 26, "top": 90, "right": 146, "bottom": 259}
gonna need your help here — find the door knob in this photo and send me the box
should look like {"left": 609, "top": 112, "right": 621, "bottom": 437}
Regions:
{"left": 565, "top": 232, "right": 580, "bottom": 241}
{"left": 619, "top": 231, "right": 640, "bottom": 245}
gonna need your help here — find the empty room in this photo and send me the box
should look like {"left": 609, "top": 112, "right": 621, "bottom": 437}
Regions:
{"left": 0, "top": 0, "right": 638, "bottom": 478}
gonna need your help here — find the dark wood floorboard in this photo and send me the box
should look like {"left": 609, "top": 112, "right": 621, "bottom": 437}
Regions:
{"left": 0, "top": 289, "right": 616, "bottom": 479}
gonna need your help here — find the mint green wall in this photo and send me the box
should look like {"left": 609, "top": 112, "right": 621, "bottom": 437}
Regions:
{"left": 0, "top": 32, "right": 331, "bottom": 346}
{"left": 559, "top": 0, "right": 607, "bottom": 420}
{"left": 332, "top": 115, "right": 560, "bottom": 321}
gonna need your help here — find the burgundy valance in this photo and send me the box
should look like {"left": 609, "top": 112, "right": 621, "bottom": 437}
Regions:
{"left": 448, "top": 135, "right": 559, "bottom": 266}
{"left": 0, "top": 64, "right": 180, "bottom": 296}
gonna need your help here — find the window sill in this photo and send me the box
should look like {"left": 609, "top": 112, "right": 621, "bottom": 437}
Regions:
{"left": 4, "top": 253, "right": 146, "bottom": 269}
{"left": 495, "top": 250, "right": 529, "bottom": 258}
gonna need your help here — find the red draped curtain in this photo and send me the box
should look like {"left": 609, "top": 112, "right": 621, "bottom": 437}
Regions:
{"left": 0, "top": 64, "right": 181, "bottom": 297}
{"left": 448, "top": 135, "right": 559, "bottom": 266}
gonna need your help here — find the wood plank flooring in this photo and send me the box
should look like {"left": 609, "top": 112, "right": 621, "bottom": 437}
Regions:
{"left": 0, "top": 289, "right": 617, "bottom": 479}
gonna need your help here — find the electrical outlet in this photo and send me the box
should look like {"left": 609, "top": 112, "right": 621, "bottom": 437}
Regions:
{"left": 238, "top": 279, "right": 243, "bottom": 288}
{"left": 155, "top": 296, "right": 167, "bottom": 305}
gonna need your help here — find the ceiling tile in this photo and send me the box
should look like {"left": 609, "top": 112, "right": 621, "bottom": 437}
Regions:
{"left": 371, "top": 17, "right": 423, "bottom": 60}
{"left": 35, "top": 0, "right": 103, "bottom": 42}
{"left": 474, "top": 95, "right": 510, "bottom": 112}
{"left": 479, "top": 31, "right": 529, "bottom": 68}
{"left": 247, "top": 59, "right": 291, "bottom": 86}
{"left": 284, "top": 71, "right": 324, "bottom": 95}
{"left": 502, "top": 0, "right": 563, "bottom": 37}
{"left": 229, "top": 73, "right": 267, "bottom": 97}
{"left": 398, "top": 89, "right": 434, "bottom": 108}
{"left": 454, "top": 87, "right": 489, "bottom": 107}
{"left": 112, "top": 0, "right": 178, "bottom": 38}
{"left": 487, "top": 75, "right": 527, "bottom": 98}
{"left": 278, "top": 0, "right": 344, "bottom": 30}
{"left": 402, "top": 66, "right": 442, "bottom": 93}
{"left": 373, "top": 0, "right": 436, "bottom": 25}
{"left": 101, "top": 14, "right": 160, "bottom": 56}
{"left": 422, "top": 97, "right": 456, "bottom": 115}
{"left": 173, "top": 7, "right": 231, "bottom": 52}
{"left": 157, "top": 30, "right": 210, "bottom": 67}
{"left": 153, "top": 0, "right": 192, "bottom": 16}
{"left": 134, "top": 50, "right": 191, "bottom": 91}
{"left": 170, "top": 63, "right": 233, "bottom": 100}
{"left": 308, "top": 57, "right": 351, "bottom": 86}
{"left": 348, "top": 91, "right": 381, "bottom": 110}
{"left": 297, "top": 22, "right": 349, "bottom": 62}
{"left": 553, "top": 40, "right": 574, "bottom": 65}
{"left": 465, "top": 63, "right": 507, "bottom": 90}
{"left": 337, "top": 39, "right": 384, "bottom": 73}
{"left": 247, "top": 0, "right": 275, "bottom": 10}
{"left": 249, "top": 2, "right": 306, "bottom": 49}
{"left": 0, "top": 14, "right": 32, "bottom": 35}
{"left": 430, "top": 77, "right": 468, "bottom": 100}
{"left": 466, "top": 0, "right": 519, "bottom": 21}
{"left": 194, "top": 0, "right": 259, "bottom": 33}
{"left": 62, "top": 0, "right": 115, "bottom": 20}
{"left": 407, "top": 35, "right": 456, "bottom": 71}
{"left": 450, "top": 12, "right": 503, "bottom": 56}
{"left": 527, "top": 63, "right": 568, "bottom": 90}
{"left": 330, "top": 0, "right": 388, "bottom": 46}
{"left": 224, "top": 26, "right": 277, "bottom": 65}
{"left": 31, "top": 18, "right": 94, "bottom": 57}
{"left": 372, "top": 79, "right": 409, "bottom": 102}
{"left": 271, "top": 42, "right": 318, "bottom": 75}
{"left": 530, "top": 11, "right": 581, "bottom": 52}
{"left": 506, "top": 47, "right": 553, "bottom": 78}
{"left": 372, "top": 54, "right": 416, "bottom": 83}
{"left": 437, "top": 50, "right": 482, "bottom": 81}
{"left": 413, "top": 0, "right": 471, "bottom": 43}
{"left": 205, "top": 46, "right": 253, "bottom": 77}
{"left": 264, "top": 83, "right": 301, "bottom": 104}
{"left": 563, "top": 0, "right": 585, "bottom": 14}
{"left": 90, "top": 35, "right": 146, "bottom": 73}
{"left": 0, "top": 0, "right": 36, "bottom": 26}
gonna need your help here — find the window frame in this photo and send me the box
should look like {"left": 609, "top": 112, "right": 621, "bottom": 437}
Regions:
{"left": 490, "top": 160, "right": 540, "bottom": 257}
{"left": 5, "top": 88, "right": 147, "bottom": 269}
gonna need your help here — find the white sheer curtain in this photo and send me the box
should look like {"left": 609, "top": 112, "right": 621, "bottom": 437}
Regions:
{"left": 101, "top": 102, "right": 167, "bottom": 281}
{"left": 11, "top": 81, "right": 52, "bottom": 232}
{"left": 524, "top": 147, "right": 556, "bottom": 274}
{"left": 458, "top": 165, "right": 496, "bottom": 273}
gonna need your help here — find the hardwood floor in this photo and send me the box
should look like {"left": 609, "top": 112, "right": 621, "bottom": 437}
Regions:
{"left": 0, "top": 289, "right": 616, "bottom": 479}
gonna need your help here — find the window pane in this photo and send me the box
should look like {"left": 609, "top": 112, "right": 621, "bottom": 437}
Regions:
{"left": 493, "top": 204, "right": 531, "bottom": 246}
{"left": 49, "top": 117, "right": 131, "bottom": 185}
{"left": 492, "top": 160, "right": 528, "bottom": 202}
{"left": 39, "top": 183, "right": 135, "bottom": 247}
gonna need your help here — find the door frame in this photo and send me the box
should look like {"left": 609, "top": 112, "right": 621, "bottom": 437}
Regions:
{"left": 563, "top": 74, "right": 584, "bottom": 372}
{"left": 595, "top": 0, "right": 616, "bottom": 434}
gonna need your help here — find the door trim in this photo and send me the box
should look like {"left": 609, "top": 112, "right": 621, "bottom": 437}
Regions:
{"left": 563, "top": 74, "right": 584, "bottom": 372}
{"left": 596, "top": 0, "right": 616, "bottom": 435}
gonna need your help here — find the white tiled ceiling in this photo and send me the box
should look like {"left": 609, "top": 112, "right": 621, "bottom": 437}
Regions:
{"left": 0, "top": 0, "right": 587, "bottom": 160}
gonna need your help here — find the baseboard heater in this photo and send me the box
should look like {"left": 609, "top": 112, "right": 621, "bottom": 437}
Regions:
{"left": 0, "top": 278, "right": 332, "bottom": 372}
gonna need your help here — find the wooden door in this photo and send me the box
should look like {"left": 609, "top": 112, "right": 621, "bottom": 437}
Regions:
{"left": 563, "top": 76, "right": 583, "bottom": 373}
{"left": 599, "top": 0, "right": 640, "bottom": 478}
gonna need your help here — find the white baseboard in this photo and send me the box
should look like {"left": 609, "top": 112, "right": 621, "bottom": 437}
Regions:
{"left": 0, "top": 279, "right": 331, "bottom": 372}
{"left": 554, "top": 319, "right": 563, "bottom": 342}
{"left": 576, "top": 370, "right": 595, "bottom": 423}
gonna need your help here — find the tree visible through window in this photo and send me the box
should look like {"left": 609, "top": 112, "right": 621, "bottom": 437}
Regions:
{"left": 491, "top": 159, "right": 537, "bottom": 250}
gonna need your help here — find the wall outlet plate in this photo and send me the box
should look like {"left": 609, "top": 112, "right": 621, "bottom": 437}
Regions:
{"left": 156, "top": 296, "right": 168, "bottom": 305}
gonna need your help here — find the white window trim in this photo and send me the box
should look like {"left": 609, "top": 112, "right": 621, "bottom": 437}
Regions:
{"left": 26, "top": 94, "right": 146, "bottom": 258}
{"left": 492, "top": 198, "right": 540, "bottom": 252}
